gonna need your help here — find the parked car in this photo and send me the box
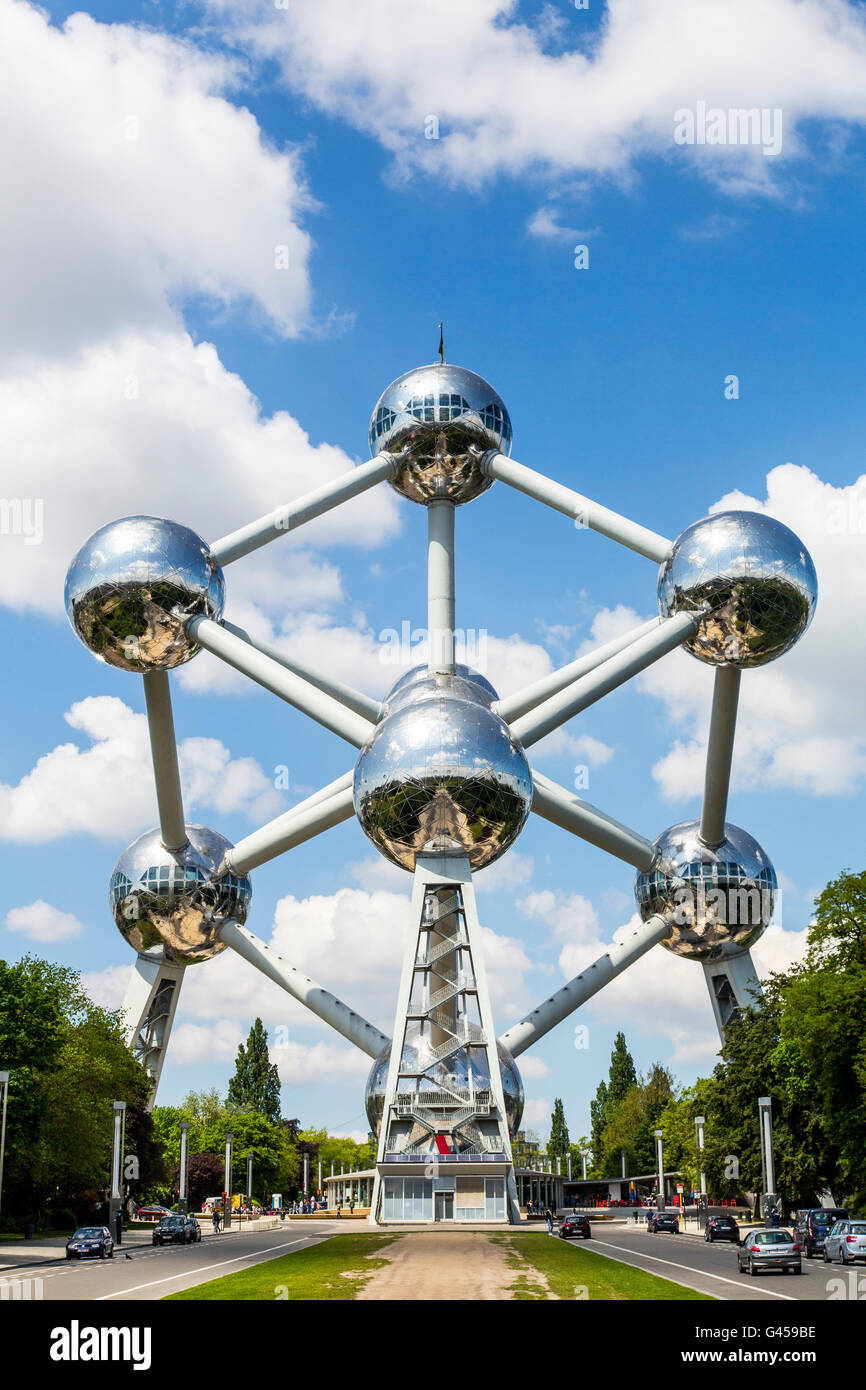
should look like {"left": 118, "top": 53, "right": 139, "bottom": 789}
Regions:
{"left": 647, "top": 1212, "right": 679, "bottom": 1233}
{"left": 794, "top": 1208, "right": 849, "bottom": 1258}
{"left": 136, "top": 1204, "right": 172, "bottom": 1222}
{"left": 559, "top": 1213, "right": 592, "bottom": 1240}
{"left": 184, "top": 1215, "right": 201, "bottom": 1243}
{"left": 66, "top": 1226, "right": 114, "bottom": 1260}
{"left": 823, "top": 1220, "right": 866, "bottom": 1266}
{"left": 152, "top": 1214, "right": 196, "bottom": 1246}
{"left": 737, "top": 1229, "right": 802, "bottom": 1277}
{"left": 705, "top": 1215, "right": 740, "bottom": 1244}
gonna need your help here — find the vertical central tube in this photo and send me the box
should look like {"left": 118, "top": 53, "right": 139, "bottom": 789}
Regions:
{"left": 427, "top": 500, "right": 456, "bottom": 675}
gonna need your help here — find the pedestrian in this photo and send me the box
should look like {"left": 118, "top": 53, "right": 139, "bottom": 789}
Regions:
{"left": 212, "top": 1209, "right": 220, "bottom": 1235}
{"left": 545, "top": 1207, "right": 554, "bottom": 1235}
{"left": 349, "top": 1198, "right": 355, "bottom": 1215}
{"left": 336, "top": 1201, "right": 342, "bottom": 1219}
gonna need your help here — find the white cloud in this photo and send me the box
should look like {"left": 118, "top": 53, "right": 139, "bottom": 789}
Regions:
{"left": 270, "top": 1039, "right": 372, "bottom": 1086}
{"left": 4, "top": 899, "right": 84, "bottom": 942}
{"left": 170, "top": 1019, "right": 246, "bottom": 1065}
{"left": 522, "top": 1097, "right": 552, "bottom": 1133}
{"left": 518, "top": 889, "right": 600, "bottom": 948}
{"left": 0, "top": 696, "right": 282, "bottom": 843}
{"left": 210, "top": 0, "right": 866, "bottom": 194}
{"left": 527, "top": 206, "right": 600, "bottom": 244}
{"left": 517, "top": 1054, "right": 550, "bottom": 1080}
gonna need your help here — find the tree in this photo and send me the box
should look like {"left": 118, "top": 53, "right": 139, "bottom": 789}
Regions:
{"left": 589, "top": 1080, "right": 608, "bottom": 1175}
{"left": 608, "top": 1032, "right": 637, "bottom": 1109}
{"left": 227, "top": 1019, "right": 281, "bottom": 1122}
{"left": 548, "top": 1099, "right": 570, "bottom": 1165}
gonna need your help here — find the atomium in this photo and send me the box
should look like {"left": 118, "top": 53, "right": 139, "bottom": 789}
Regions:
{"left": 369, "top": 362, "right": 512, "bottom": 505}
{"left": 65, "top": 515, "right": 224, "bottom": 672}
{"left": 353, "top": 666, "right": 532, "bottom": 871}
{"left": 110, "top": 825, "right": 251, "bottom": 965}
{"left": 364, "top": 1034, "right": 524, "bottom": 1142}
{"left": 658, "top": 510, "right": 817, "bottom": 668}
{"left": 634, "top": 820, "right": 776, "bottom": 960}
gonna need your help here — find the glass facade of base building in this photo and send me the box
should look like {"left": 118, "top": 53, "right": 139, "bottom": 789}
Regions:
{"left": 382, "top": 1175, "right": 507, "bottom": 1223}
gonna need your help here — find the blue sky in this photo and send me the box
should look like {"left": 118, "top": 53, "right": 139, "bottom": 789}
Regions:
{"left": 2, "top": 0, "right": 866, "bottom": 1145}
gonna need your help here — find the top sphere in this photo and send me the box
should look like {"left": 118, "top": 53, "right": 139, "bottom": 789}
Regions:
{"left": 369, "top": 362, "right": 512, "bottom": 504}
{"left": 657, "top": 510, "right": 817, "bottom": 668}
{"left": 65, "top": 516, "right": 225, "bottom": 672}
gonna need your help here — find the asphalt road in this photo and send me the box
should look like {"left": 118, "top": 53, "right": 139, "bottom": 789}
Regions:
{"left": 0, "top": 1220, "right": 341, "bottom": 1301}
{"left": 574, "top": 1222, "right": 862, "bottom": 1301}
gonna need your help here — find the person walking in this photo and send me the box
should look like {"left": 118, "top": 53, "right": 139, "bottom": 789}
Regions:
{"left": 545, "top": 1206, "right": 554, "bottom": 1235}
{"left": 212, "top": 1209, "right": 220, "bottom": 1235}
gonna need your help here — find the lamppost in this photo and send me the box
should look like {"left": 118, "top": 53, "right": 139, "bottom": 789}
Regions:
{"left": 654, "top": 1129, "right": 665, "bottom": 1210}
{"left": 110, "top": 1101, "right": 126, "bottom": 1243}
{"left": 694, "top": 1114, "right": 707, "bottom": 1196}
{"left": 758, "top": 1097, "right": 776, "bottom": 1225}
{"left": 178, "top": 1121, "right": 190, "bottom": 1216}
{"left": 224, "top": 1133, "right": 234, "bottom": 1229}
{"left": 245, "top": 1152, "right": 254, "bottom": 1211}
{"left": 0, "top": 1072, "right": 9, "bottom": 1223}
{"left": 581, "top": 1150, "right": 588, "bottom": 1181}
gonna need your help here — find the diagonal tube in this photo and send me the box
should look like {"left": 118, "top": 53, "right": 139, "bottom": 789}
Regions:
{"left": 221, "top": 619, "right": 382, "bottom": 725}
{"left": 699, "top": 667, "right": 741, "bottom": 849}
{"left": 498, "top": 914, "right": 670, "bottom": 1058}
{"left": 209, "top": 453, "right": 396, "bottom": 565}
{"left": 495, "top": 616, "right": 662, "bottom": 723}
{"left": 512, "top": 611, "right": 699, "bottom": 748}
{"left": 482, "top": 451, "right": 672, "bottom": 562}
{"left": 187, "top": 617, "right": 375, "bottom": 747}
{"left": 531, "top": 769, "right": 656, "bottom": 870}
{"left": 142, "top": 671, "right": 187, "bottom": 852}
{"left": 219, "top": 920, "right": 388, "bottom": 1059}
{"left": 224, "top": 775, "right": 356, "bottom": 875}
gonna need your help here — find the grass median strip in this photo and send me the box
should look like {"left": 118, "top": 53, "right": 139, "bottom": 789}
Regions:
{"left": 164, "top": 1230, "right": 712, "bottom": 1301}
{"left": 164, "top": 1235, "right": 397, "bottom": 1301}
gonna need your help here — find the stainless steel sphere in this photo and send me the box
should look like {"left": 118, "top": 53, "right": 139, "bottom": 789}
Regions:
{"left": 354, "top": 668, "right": 532, "bottom": 871}
{"left": 65, "top": 515, "right": 225, "bottom": 672}
{"left": 364, "top": 1035, "right": 524, "bottom": 1140}
{"left": 657, "top": 511, "right": 817, "bottom": 668}
{"left": 110, "top": 824, "right": 251, "bottom": 965}
{"left": 634, "top": 820, "right": 776, "bottom": 960}
{"left": 369, "top": 362, "right": 512, "bottom": 504}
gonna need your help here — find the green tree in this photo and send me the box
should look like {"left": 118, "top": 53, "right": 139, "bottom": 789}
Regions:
{"left": 227, "top": 1019, "right": 282, "bottom": 1122}
{"left": 608, "top": 1031, "right": 638, "bottom": 1108}
{"left": 548, "top": 1098, "right": 570, "bottom": 1164}
{"left": 589, "top": 1079, "right": 608, "bottom": 1174}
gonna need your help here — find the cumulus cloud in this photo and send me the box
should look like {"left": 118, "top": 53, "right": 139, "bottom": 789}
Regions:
{"left": 270, "top": 1039, "right": 372, "bottom": 1086}
{"left": 4, "top": 900, "right": 84, "bottom": 942}
{"left": 518, "top": 889, "right": 600, "bottom": 949}
{"left": 0, "top": 696, "right": 282, "bottom": 842}
{"left": 208, "top": 0, "right": 866, "bottom": 194}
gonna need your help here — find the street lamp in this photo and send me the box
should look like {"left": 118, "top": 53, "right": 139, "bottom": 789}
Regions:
{"left": 245, "top": 1152, "right": 254, "bottom": 1209}
{"left": 694, "top": 1115, "right": 707, "bottom": 1196}
{"left": 758, "top": 1097, "right": 776, "bottom": 1224}
{"left": 224, "top": 1133, "right": 234, "bottom": 1229}
{"left": 110, "top": 1101, "right": 126, "bottom": 1244}
{"left": 653, "top": 1129, "right": 664, "bottom": 1210}
{"left": 0, "top": 1072, "right": 9, "bottom": 1223}
{"left": 178, "top": 1121, "right": 190, "bottom": 1215}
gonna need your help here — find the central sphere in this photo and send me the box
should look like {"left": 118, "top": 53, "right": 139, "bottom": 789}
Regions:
{"left": 657, "top": 510, "right": 817, "bottom": 668}
{"left": 364, "top": 1036, "right": 524, "bottom": 1142}
{"left": 65, "top": 515, "right": 224, "bottom": 672}
{"left": 353, "top": 667, "right": 532, "bottom": 871}
{"left": 110, "top": 825, "right": 251, "bottom": 965}
{"left": 369, "top": 362, "right": 512, "bottom": 504}
{"left": 634, "top": 820, "right": 776, "bottom": 960}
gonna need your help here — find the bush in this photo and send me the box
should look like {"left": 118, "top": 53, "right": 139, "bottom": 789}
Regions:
{"left": 46, "top": 1208, "right": 77, "bottom": 1233}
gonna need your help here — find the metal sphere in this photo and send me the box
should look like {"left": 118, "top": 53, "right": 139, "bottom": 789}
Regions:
{"left": 657, "top": 510, "right": 817, "bottom": 668}
{"left": 634, "top": 820, "right": 776, "bottom": 960}
{"left": 364, "top": 1036, "right": 524, "bottom": 1141}
{"left": 369, "top": 362, "right": 512, "bottom": 504}
{"left": 65, "top": 515, "right": 225, "bottom": 672}
{"left": 110, "top": 825, "right": 251, "bottom": 965}
{"left": 382, "top": 662, "right": 499, "bottom": 715}
{"left": 354, "top": 669, "right": 532, "bottom": 871}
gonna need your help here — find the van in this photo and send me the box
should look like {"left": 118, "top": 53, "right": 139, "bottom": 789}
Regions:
{"left": 794, "top": 1207, "right": 849, "bottom": 1257}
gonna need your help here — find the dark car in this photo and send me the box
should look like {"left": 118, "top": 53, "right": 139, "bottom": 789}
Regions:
{"left": 66, "top": 1226, "right": 113, "bottom": 1260}
{"left": 559, "top": 1213, "right": 591, "bottom": 1240}
{"left": 183, "top": 1215, "right": 201, "bottom": 1243}
{"left": 794, "top": 1207, "right": 849, "bottom": 1258}
{"left": 705, "top": 1215, "right": 740, "bottom": 1243}
{"left": 152, "top": 1215, "right": 195, "bottom": 1246}
{"left": 647, "top": 1211, "right": 679, "bottom": 1233}
{"left": 737, "top": 1229, "right": 802, "bottom": 1277}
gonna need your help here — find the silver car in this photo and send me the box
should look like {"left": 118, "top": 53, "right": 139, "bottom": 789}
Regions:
{"left": 737, "top": 1229, "right": 802, "bottom": 1277}
{"left": 823, "top": 1220, "right": 866, "bottom": 1266}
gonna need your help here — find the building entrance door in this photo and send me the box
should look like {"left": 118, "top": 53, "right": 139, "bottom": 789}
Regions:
{"left": 434, "top": 1191, "right": 454, "bottom": 1222}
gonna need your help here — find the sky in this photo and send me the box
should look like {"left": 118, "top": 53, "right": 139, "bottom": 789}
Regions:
{"left": 1, "top": 0, "right": 866, "bottom": 1147}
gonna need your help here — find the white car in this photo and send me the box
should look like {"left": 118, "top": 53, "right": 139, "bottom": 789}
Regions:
{"left": 823, "top": 1220, "right": 866, "bottom": 1265}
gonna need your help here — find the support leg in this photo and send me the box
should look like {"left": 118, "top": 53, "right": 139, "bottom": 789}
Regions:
{"left": 121, "top": 952, "right": 185, "bottom": 1107}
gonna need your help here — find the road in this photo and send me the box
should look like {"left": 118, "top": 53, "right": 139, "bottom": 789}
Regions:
{"left": 0, "top": 1220, "right": 341, "bottom": 1301}
{"left": 575, "top": 1222, "right": 859, "bottom": 1300}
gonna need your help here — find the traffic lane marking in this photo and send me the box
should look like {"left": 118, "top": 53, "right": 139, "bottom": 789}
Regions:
{"left": 583, "top": 1236, "right": 798, "bottom": 1300}
{"left": 95, "top": 1235, "right": 329, "bottom": 1299}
